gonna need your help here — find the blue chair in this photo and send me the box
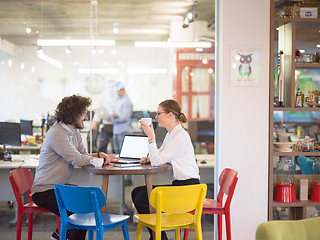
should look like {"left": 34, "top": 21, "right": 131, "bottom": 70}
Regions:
{"left": 54, "top": 184, "right": 130, "bottom": 240}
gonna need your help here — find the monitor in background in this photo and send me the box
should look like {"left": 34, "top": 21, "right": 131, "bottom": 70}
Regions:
{"left": 0, "top": 122, "right": 21, "bottom": 146}
{"left": 20, "top": 119, "right": 33, "bottom": 136}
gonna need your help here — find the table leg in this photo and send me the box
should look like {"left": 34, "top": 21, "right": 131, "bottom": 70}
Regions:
{"left": 120, "top": 175, "right": 124, "bottom": 215}
{"left": 145, "top": 174, "right": 154, "bottom": 213}
{"left": 145, "top": 174, "right": 155, "bottom": 239}
{"left": 101, "top": 175, "right": 109, "bottom": 213}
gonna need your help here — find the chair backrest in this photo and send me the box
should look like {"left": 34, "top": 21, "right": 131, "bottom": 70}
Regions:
{"left": 217, "top": 168, "right": 238, "bottom": 206}
{"left": 149, "top": 184, "right": 207, "bottom": 223}
{"left": 9, "top": 168, "right": 34, "bottom": 205}
{"left": 54, "top": 184, "right": 106, "bottom": 214}
{"left": 256, "top": 217, "right": 320, "bottom": 240}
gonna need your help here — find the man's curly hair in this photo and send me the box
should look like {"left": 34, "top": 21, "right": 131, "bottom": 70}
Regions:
{"left": 55, "top": 95, "right": 92, "bottom": 125}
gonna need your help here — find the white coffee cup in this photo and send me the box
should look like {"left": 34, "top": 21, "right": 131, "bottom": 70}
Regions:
{"left": 90, "top": 158, "right": 104, "bottom": 167}
{"left": 140, "top": 117, "right": 152, "bottom": 126}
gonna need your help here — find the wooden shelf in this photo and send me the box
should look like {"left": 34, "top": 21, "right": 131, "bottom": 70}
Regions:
{"left": 272, "top": 151, "right": 320, "bottom": 157}
{"left": 295, "top": 63, "right": 320, "bottom": 69}
{"left": 273, "top": 200, "right": 320, "bottom": 207}
{"left": 274, "top": 17, "right": 320, "bottom": 23}
{"left": 272, "top": 107, "right": 320, "bottom": 111}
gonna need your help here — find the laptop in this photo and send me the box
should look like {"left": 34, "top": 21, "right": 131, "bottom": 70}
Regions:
{"left": 115, "top": 134, "right": 149, "bottom": 164}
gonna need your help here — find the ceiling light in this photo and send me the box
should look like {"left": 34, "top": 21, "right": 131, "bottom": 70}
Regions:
{"left": 208, "top": 68, "right": 213, "bottom": 74}
{"left": 65, "top": 47, "right": 71, "bottom": 55}
{"left": 37, "top": 51, "right": 63, "bottom": 69}
{"left": 20, "top": 63, "right": 25, "bottom": 70}
{"left": 91, "top": 48, "right": 98, "bottom": 55}
{"left": 37, "top": 39, "right": 115, "bottom": 47}
{"left": 134, "top": 41, "right": 212, "bottom": 48}
{"left": 111, "top": 49, "right": 117, "bottom": 54}
{"left": 113, "top": 27, "right": 119, "bottom": 34}
{"left": 8, "top": 59, "right": 12, "bottom": 67}
{"left": 126, "top": 68, "right": 167, "bottom": 74}
{"left": 26, "top": 27, "right": 31, "bottom": 34}
{"left": 196, "top": 48, "right": 203, "bottom": 52}
{"left": 187, "top": 12, "right": 193, "bottom": 20}
{"left": 202, "top": 58, "right": 208, "bottom": 64}
{"left": 31, "top": 67, "right": 35, "bottom": 73}
{"left": 317, "top": 44, "right": 320, "bottom": 48}
{"left": 78, "top": 68, "right": 119, "bottom": 74}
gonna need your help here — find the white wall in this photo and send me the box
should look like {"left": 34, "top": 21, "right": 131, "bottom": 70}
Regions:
{"left": 215, "top": 0, "right": 269, "bottom": 239}
{"left": 0, "top": 45, "right": 173, "bottom": 124}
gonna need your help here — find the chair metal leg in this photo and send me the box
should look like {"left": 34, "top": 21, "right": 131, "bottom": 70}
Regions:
{"left": 225, "top": 211, "right": 232, "bottom": 240}
{"left": 175, "top": 228, "right": 181, "bottom": 240}
{"left": 16, "top": 210, "right": 23, "bottom": 240}
{"left": 55, "top": 216, "right": 61, "bottom": 234}
{"left": 135, "top": 221, "right": 143, "bottom": 240}
{"left": 88, "top": 230, "right": 94, "bottom": 240}
{"left": 122, "top": 222, "right": 130, "bottom": 240}
{"left": 60, "top": 226, "right": 68, "bottom": 240}
{"left": 96, "top": 229, "right": 104, "bottom": 240}
{"left": 183, "top": 228, "right": 190, "bottom": 240}
{"left": 194, "top": 223, "right": 203, "bottom": 240}
{"left": 27, "top": 213, "right": 33, "bottom": 240}
{"left": 218, "top": 214, "right": 222, "bottom": 240}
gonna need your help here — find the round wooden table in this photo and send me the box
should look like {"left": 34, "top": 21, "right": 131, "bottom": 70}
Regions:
{"left": 82, "top": 163, "right": 172, "bottom": 213}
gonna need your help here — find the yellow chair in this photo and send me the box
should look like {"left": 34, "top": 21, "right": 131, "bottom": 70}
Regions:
{"left": 134, "top": 184, "right": 207, "bottom": 240}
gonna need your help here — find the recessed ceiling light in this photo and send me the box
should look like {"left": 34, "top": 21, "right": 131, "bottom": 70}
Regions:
{"left": 113, "top": 28, "right": 119, "bottom": 34}
{"left": 37, "top": 39, "right": 115, "bottom": 47}
{"left": 134, "top": 41, "right": 212, "bottom": 48}
{"left": 26, "top": 27, "right": 31, "bottom": 34}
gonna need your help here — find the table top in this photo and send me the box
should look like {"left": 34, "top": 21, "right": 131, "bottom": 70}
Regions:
{"left": 82, "top": 163, "right": 172, "bottom": 175}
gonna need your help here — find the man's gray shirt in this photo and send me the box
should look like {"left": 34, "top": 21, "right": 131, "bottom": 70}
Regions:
{"left": 31, "top": 122, "right": 92, "bottom": 194}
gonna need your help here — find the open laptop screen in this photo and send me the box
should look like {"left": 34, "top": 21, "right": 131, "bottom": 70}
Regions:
{"left": 119, "top": 135, "right": 149, "bottom": 159}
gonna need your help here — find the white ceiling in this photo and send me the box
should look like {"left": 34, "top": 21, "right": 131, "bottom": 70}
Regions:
{"left": 0, "top": 0, "right": 215, "bottom": 46}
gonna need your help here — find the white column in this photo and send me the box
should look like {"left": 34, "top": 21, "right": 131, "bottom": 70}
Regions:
{"left": 215, "top": 0, "right": 270, "bottom": 239}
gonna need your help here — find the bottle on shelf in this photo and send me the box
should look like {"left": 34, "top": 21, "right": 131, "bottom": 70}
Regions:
{"left": 295, "top": 88, "right": 303, "bottom": 107}
{"left": 277, "top": 50, "right": 285, "bottom": 107}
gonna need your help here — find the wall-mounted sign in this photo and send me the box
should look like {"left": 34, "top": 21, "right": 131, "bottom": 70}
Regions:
{"left": 230, "top": 45, "right": 261, "bottom": 87}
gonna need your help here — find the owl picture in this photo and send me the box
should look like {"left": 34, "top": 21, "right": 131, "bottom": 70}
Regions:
{"left": 238, "top": 53, "right": 253, "bottom": 78}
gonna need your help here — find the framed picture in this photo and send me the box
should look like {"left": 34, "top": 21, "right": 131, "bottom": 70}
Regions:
{"left": 230, "top": 45, "right": 261, "bottom": 87}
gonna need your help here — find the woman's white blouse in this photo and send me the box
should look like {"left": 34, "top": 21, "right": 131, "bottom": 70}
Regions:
{"left": 148, "top": 123, "right": 200, "bottom": 181}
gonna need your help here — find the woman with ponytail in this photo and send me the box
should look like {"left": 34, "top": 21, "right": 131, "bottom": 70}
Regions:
{"left": 131, "top": 99, "right": 200, "bottom": 240}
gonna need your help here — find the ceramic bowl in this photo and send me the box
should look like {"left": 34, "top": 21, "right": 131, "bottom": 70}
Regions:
{"left": 274, "top": 142, "right": 295, "bottom": 152}
{"left": 276, "top": 132, "right": 293, "bottom": 138}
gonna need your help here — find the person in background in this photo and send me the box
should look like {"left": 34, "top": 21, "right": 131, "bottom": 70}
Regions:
{"left": 31, "top": 95, "right": 118, "bottom": 240}
{"left": 131, "top": 99, "right": 200, "bottom": 240}
{"left": 111, "top": 82, "right": 133, "bottom": 154}
{"left": 91, "top": 94, "right": 115, "bottom": 153}
{"left": 92, "top": 111, "right": 113, "bottom": 153}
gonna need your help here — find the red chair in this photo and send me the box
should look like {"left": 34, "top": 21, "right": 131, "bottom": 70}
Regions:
{"left": 9, "top": 168, "right": 60, "bottom": 240}
{"left": 183, "top": 168, "right": 238, "bottom": 240}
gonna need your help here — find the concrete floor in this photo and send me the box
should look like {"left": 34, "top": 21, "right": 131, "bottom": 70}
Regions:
{"left": 0, "top": 200, "right": 214, "bottom": 240}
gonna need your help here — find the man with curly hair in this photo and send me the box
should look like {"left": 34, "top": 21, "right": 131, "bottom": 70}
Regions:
{"left": 31, "top": 95, "right": 118, "bottom": 240}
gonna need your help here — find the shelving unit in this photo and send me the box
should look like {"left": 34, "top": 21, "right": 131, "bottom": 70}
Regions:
{"left": 269, "top": 1, "right": 320, "bottom": 220}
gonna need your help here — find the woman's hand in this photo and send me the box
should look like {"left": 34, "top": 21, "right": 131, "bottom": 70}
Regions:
{"left": 140, "top": 120, "right": 155, "bottom": 140}
{"left": 140, "top": 157, "right": 150, "bottom": 165}
{"left": 107, "top": 154, "right": 119, "bottom": 164}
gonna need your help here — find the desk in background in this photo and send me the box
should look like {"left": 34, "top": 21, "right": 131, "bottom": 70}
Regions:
{"left": 7, "top": 145, "right": 41, "bottom": 154}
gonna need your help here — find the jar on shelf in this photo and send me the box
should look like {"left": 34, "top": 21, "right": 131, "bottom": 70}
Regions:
{"left": 274, "top": 156, "right": 296, "bottom": 202}
{"left": 311, "top": 157, "right": 320, "bottom": 202}
{"left": 277, "top": 156, "right": 294, "bottom": 184}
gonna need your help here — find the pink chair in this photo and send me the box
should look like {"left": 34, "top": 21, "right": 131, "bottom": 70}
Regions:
{"left": 183, "top": 168, "right": 238, "bottom": 240}
{"left": 9, "top": 168, "right": 60, "bottom": 240}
